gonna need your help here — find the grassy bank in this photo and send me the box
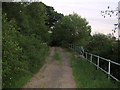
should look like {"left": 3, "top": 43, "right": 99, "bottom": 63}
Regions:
{"left": 70, "top": 53, "right": 118, "bottom": 88}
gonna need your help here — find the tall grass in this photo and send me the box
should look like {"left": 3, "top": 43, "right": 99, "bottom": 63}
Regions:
{"left": 70, "top": 53, "right": 118, "bottom": 88}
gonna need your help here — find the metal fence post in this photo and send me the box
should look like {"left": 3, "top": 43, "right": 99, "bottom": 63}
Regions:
{"left": 108, "top": 60, "right": 111, "bottom": 79}
{"left": 90, "top": 54, "right": 92, "bottom": 63}
{"left": 86, "top": 52, "right": 87, "bottom": 59}
{"left": 97, "top": 56, "right": 99, "bottom": 69}
{"left": 118, "top": 1, "right": 120, "bottom": 40}
{"left": 78, "top": 46, "right": 80, "bottom": 56}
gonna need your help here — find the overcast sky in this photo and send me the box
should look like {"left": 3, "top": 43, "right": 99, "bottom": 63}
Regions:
{"left": 40, "top": 0, "right": 119, "bottom": 37}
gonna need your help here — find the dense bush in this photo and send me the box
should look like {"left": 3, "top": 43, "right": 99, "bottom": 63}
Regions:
{"left": 2, "top": 14, "right": 26, "bottom": 87}
{"left": 18, "top": 35, "right": 48, "bottom": 73}
{"left": 52, "top": 13, "right": 91, "bottom": 47}
{"left": 2, "top": 2, "right": 49, "bottom": 88}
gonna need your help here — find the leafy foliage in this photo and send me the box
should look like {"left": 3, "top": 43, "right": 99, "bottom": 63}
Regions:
{"left": 2, "top": 14, "right": 26, "bottom": 87}
{"left": 2, "top": 2, "right": 49, "bottom": 88}
{"left": 86, "top": 33, "right": 119, "bottom": 63}
{"left": 85, "top": 33, "right": 120, "bottom": 81}
{"left": 45, "top": 6, "right": 63, "bottom": 28}
{"left": 51, "top": 13, "right": 91, "bottom": 47}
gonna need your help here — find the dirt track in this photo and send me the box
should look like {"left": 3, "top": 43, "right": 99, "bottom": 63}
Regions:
{"left": 23, "top": 47, "right": 76, "bottom": 88}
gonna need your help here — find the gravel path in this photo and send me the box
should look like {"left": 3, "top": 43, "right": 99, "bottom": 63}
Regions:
{"left": 23, "top": 47, "right": 76, "bottom": 88}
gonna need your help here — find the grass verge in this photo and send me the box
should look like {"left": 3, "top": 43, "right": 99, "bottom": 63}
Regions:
{"left": 70, "top": 52, "right": 118, "bottom": 88}
{"left": 14, "top": 73, "right": 33, "bottom": 88}
{"left": 53, "top": 51, "right": 61, "bottom": 62}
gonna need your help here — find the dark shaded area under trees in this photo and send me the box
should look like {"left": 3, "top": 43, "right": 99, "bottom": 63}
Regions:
{"left": 2, "top": 2, "right": 120, "bottom": 88}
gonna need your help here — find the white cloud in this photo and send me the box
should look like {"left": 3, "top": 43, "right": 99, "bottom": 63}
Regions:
{"left": 40, "top": 0, "right": 119, "bottom": 37}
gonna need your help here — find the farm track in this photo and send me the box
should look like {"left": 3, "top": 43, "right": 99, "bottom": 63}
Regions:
{"left": 23, "top": 47, "right": 76, "bottom": 88}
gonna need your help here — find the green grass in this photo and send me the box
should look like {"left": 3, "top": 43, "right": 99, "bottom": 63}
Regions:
{"left": 70, "top": 53, "right": 118, "bottom": 88}
{"left": 14, "top": 73, "right": 33, "bottom": 88}
{"left": 3, "top": 47, "right": 49, "bottom": 88}
{"left": 53, "top": 51, "right": 61, "bottom": 63}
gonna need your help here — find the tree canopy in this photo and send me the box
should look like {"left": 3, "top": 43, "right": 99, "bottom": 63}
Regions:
{"left": 51, "top": 13, "right": 91, "bottom": 47}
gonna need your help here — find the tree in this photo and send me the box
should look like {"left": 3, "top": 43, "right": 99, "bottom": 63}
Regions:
{"left": 26, "top": 2, "right": 50, "bottom": 43}
{"left": 51, "top": 13, "right": 91, "bottom": 47}
{"left": 2, "top": 14, "right": 26, "bottom": 88}
{"left": 2, "top": 2, "right": 50, "bottom": 88}
{"left": 2, "top": 2, "right": 50, "bottom": 43}
{"left": 45, "top": 6, "right": 63, "bottom": 28}
{"left": 86, "top": 33, "right": 118, "bottom": 61}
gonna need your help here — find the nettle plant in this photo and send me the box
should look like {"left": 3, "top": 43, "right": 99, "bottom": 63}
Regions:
{"left": 101, "top": 5, "right": 119, "bottom": 38}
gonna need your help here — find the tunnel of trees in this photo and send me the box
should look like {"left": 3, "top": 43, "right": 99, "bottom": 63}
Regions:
{"left": 2, "top": 2, "right": 120, "bottom": 88}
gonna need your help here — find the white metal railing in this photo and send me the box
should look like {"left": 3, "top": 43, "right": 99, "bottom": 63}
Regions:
{"left": 69, "top": 44, "right": 120, "bottom": 82}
